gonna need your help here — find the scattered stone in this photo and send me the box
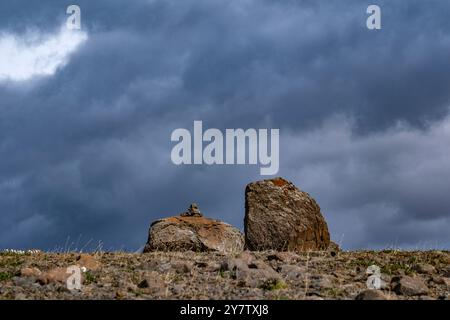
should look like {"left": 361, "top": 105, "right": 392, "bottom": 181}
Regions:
{"left": 327, "top": 241, "right": 341, "bottom": 256}
{"left": 37, "top": 267, "right": 72, "bottom": 285}
{"left": 115, "top": 290, "right": 126, "bottom": 300}
{"left": 20, "top": 267, "right": 61, "bottom": 287}
{"left": 392, "top": 276, "right": 429, "bottom": 296}
{"left": 14, "top": 293, "right": 27, "bottom": 300}
{"left": 222, "top": 253, "right": 281, "bottom": 288}
{"left": 309, "top": 275, "right": 335, "bottom": 290}
{"left": 124, "top": 281, "right": 138, "bottom": 292}
{"left": 194, "top": 261, "right": 208, "bottom": 268}
{"left": 431, "top": 276, "right": 446, "bottom": 285}
{"left": 413, "top": 263, "right": 436, "bottom": 275}
{"left": 305, "top": 295, "right": 324, "bottom": 300}
{"left": 20, "top": 267, "right": 41, "bottom": 278}
{"left": 443, "top": 278, "right": 450, "bottom": 288}
{"left": 171, "top": 284, "right": 184, "bottom": 295}
{"left": 207, "top": 262, "right": 222, "bottom": 272}
{"left": 76, "top": 254, "right": 102, "bottom": 271}
{"left": 237, "top": 268, "right": 281, "bottom": 288}
{"left": 138, "top": 271, "right": 167, "bottom": 296}
{"left": 171, "top": 262, "right": 193, "bottom": 274}
{"left": 379, "top": 274, "right": 391, "bottom": 290}
{"left": 13, "top": 277, "right": 36, "bottom": 287}
{"left": 143, "top": 204, "right": 244, "bottom": 254}
{"left": 418, "top": 296, "right": 434, "bottom": 300}
{"left": 355, "top": 289, "right": 389, "bottom": 300}
{"left": 236, "top": 251, "right": 255, "bottom": 264}
{"left": 244, "top": 177, "right": 330, "bottom": 251}
{"left": 277, "top": 265, "right": 305, "bottom": 281}
{"left": 442, "top": 265, "right": 450, "bottom": 277}
{"left": 21, "top": 263, "right": 91, "bottom": 287}
{"left": 180, "top": 203, "right": 203, "bottom": 217}
{"left": 155, "top": 262, "right": 172, "bottom": 273}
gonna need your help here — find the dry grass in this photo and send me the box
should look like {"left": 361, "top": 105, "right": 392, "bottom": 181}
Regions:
{"left": 0, "top": 250, "right": 448, "bottom": 300}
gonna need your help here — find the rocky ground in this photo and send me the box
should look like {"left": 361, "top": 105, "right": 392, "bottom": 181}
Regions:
{"left": 0, "top": 249, "right": 449, "bottom": 300}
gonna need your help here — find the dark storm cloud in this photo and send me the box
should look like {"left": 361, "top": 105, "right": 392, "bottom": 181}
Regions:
{"left": 282, "top": 115, "right": 450, "bottom": 249}
{"left": 1, "top": 0, "right": 450, "bottom": 250}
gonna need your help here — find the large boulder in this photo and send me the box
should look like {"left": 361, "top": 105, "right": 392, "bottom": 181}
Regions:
{"left": 143, "top": 204, "right": 244, "bottom": 254}
{"left": 244, "top": 177, "right": 330, "bottom": 251}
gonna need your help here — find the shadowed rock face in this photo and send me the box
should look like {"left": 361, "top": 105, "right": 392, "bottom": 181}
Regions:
{"left": 244, "top": 177, "right": 330, "bottom": 251}
{"left": 143, "top": 205, "right": 244, "bottom": 254}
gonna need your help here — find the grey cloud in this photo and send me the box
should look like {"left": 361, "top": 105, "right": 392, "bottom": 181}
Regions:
{"left": 1, "top": 0, "right": 450, "bottom": 250}
{"left": 282, "top": 115, "right": 450, "bottom": 249}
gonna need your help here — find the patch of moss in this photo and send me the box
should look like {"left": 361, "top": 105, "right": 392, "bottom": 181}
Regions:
{"left": 0, "top": 271, "right": 14, "bottom": 282}
{"left": 170, "top": 273, "right": 183, "bottom": 283}
{"left": 0, "top": 256, "right": 23, "bottom": 268}
{"left": 260, "top": 279, "right": 287, "bottom": 291}
{"left": 381, "top": 262, "right": 414, "bottom": 275}
{"left": 348, "top": 257, "right": 377, "bottom": 268}
{"left": 84, "top": 271, "right": 97, "bottom": 285}
{"left": 324, "top": 287, "right": 346, "bottom": 298}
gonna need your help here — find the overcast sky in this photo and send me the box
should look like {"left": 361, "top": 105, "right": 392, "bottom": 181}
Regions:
{"left": 1, "top": 0, "right": 450, "bottom": 251}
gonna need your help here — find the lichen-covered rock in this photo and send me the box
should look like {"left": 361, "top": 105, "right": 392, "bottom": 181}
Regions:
{"left": 244, "top": 177, "right": 330, "bottom": 251}
{"left": 221, "top": 251, "right": 282, "bottom": 288}
{"left": 392, "top": 276, "right": 429, "bottom": 296}
{"left": 355, "top": 289, "right": 390, "bottom": 300}
{"left": 143, "top": 204, "right": 244, "bottom": 254}
{"left": 76, "top": 254, "right": 102, "bottom": 271}
{"left": 412, "top": 263, "right": 436, "bottom": 275}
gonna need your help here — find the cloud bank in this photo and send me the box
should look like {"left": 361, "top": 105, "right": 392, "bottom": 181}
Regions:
{"left": 0, "top": 0, "right": 450, "bottom": 251}
{"left": 0, "top": 26, "right": 87, "bottom": 82}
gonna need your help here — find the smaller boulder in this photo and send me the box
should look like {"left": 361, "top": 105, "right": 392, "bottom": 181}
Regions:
{"left": 20, "top": 267, "right": 42, "bottom": 278}
{"left": 37, "top": 267, "right": 72, "bottom": 285}
{"left": 143, "top": 204, "right": 244, "bottom": 254}
{"left": 76, "top": 254, "right": 101, "bottom": 271}
{"left": 392, "top": 276, "right": 429, "bottom": 296}
{"left": 277, "top": 265, "right": 305, "bottom": 281}
{"left": 412, "top": 263, "right": 436, "bottom": 275}
{"left": 221, "top": 252, "right": 282, "bottom": 288}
